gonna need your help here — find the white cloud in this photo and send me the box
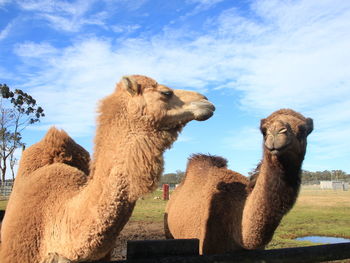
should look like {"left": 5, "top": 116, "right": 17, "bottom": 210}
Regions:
{"left": 16, "top": 0, "right": 93, "bottom": 14}
{"left": 188, "top": 0, "right": 224, "bottom": 9}
{"left": 15, "top": 39, "right": 119, "bottom": 136}
{"left": 15, "top": 0, "right": 108, "bottom": 32}
{"left": 14, "top": 42, "right": 58, "bottom": 58}
{"left": 181, "top": 0, "right": 225, "bottom": 19}
{"left": 12, "top": 0, "right": 350, "bottom": 170}
{"left": 0, "top": 22, "right": 13, "bottom": 41}
{"left": 111, "top": 24, "right": 141, "bottom": 34}
{"left": 14, "top": 0, "right": 149, "bottom": 32}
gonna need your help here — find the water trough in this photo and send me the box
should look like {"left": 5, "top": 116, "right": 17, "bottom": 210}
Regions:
{"left": 296, "top": 236, "right": 350, "bottom": 244}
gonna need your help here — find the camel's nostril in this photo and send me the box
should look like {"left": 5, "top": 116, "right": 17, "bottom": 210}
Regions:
{"left": 203, "top": 96, "right": 208, "bottom": 100}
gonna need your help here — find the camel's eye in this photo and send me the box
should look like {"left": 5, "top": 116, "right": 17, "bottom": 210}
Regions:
{"left": 161, "top": 90, "right": 173, "bottom": 99}
{"left": 278, "top": 128, "right": 287, "bottom": 134}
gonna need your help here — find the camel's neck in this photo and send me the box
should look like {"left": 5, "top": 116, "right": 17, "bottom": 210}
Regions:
{"left": 240, "top": 151, "right": 302, "bottom": 249}
{"left": 62, "top": 110, "right": 176, "bottom": 260}
{"left": 90, "top": 125, "right": 171, "bottom": 201}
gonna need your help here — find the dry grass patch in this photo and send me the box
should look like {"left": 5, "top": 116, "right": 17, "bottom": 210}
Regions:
{"left": 296, "top": 187, "right": 350, "bottom": 208}
{"left": 268, "top": 187, "right": 350, "bottom": 252}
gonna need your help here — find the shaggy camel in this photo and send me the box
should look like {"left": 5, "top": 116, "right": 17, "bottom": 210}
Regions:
{"left": 0, "top": 75, "right": 215, "bottom": 263}
{"left": 165, "top": 109, "right": 313, "bottom": 254}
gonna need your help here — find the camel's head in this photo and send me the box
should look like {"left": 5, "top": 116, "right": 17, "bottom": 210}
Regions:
{"left": 117, "top": 75, "right": 215, "bottom": 134}
{"left": 260, "top": 109, "right": 313, "bottom": 157}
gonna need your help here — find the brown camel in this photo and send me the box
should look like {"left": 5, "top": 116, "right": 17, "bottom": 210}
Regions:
{"left": 165, "top": 109, "right": 313, "bottom": 254}
{"left": 0, "top": 75, "right": 215, "bottom": 263}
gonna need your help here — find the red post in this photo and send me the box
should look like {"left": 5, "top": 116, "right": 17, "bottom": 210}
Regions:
{"left": 163, "top": 184, "right": 169, "bottom": 200}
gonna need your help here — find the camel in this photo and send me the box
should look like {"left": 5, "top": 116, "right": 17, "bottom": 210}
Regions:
{"left": 0, "top": 75, "right": 215, "bottom": 263}
{"left": 164, "top": 109, "right": 313, "bottom": 254}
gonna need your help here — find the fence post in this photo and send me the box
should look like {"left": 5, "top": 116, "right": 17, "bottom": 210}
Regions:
{"left": 162, "top": 184, "right": 169, "bottom": 200}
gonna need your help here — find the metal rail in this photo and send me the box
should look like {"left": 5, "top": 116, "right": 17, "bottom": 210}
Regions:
{"left": 89, "top": 240, "right": 350, "bottom": 263}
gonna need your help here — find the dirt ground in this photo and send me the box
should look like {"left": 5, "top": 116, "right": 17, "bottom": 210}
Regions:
{"left": 111, "top": 220, "right": 165, "bottom": 260}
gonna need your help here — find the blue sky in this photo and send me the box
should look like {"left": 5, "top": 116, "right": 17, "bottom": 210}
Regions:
{"left": 1, "top": 0, "right": 350, "bottom": 178}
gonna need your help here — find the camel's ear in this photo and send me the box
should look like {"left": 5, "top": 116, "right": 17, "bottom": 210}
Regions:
{"left": 260, "top": 118, "right": 267, "bottom": 136}
{"left": 121, "top": 76, "right": 141, "bottom": 96}
{"left": 305, "top": 118, "right": 313, "bottom": 135}
{"left": 298, "top": 118, "right": 313, "bottom": 138}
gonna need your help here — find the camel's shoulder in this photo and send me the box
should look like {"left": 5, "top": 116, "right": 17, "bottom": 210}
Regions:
{"left": 17, "top": 127, "right": 90, "bottom": 177}
{"left": 183, "top": 154, "right": 248, "bottom": 184}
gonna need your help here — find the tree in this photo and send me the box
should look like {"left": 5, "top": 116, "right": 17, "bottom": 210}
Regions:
{"left": 301, "top": 169, "right": 350, "bottom": 184}
{"left": 174, "top": 169, "right": 185, "bottom": 183}
{"left": 0, "top": 84, "right": 45, "bottom": 184}
{"left": 160, "top": 170, "right": 185, "bottom": 185}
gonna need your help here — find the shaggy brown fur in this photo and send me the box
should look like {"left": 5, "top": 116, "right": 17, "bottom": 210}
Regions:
{"left": 165, "top": 109, "right": 313, "bottom": 254}
{"left": 0, "top": 75, "right": 215, "bottom": 263}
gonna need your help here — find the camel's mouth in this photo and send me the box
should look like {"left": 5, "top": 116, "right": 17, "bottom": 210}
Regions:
{"left": 195, "top": 110, "right": 214, "bottom": 121}
{"left": 161, "top": 123, "right": 184, "bottom": 133}
{"left": 267, "top": 143, "right": 290, "bottom": 156}
{"left": 194, "top": 101, "right": 216, "bottom": 121}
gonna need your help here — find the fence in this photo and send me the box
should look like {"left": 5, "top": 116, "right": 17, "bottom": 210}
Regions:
{"left": 320, "top": 181, "right": 349, "bottom": 191}
{"left": 0, "top": 180, "right": 14, "bottom": 200}
{"left": 86, "top": 239, "right": 350, "bottom": 263}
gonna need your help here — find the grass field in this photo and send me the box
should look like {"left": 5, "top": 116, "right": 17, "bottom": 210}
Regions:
{"left": 1, "top": 186, "right": 350, "bottom": 250}
{"left": 131, "top": 186, "right": 350, "bottom": 249}
{"left": 0, "top": 200, "right": 6, "bottom": 210}
{"left": 268, "top": 187, "right": 350, "bottom": 249}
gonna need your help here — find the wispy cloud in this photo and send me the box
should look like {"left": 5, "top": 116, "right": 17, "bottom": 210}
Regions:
{"left": 15, "top": 0, "right": 107, "bottom": 32}
{"left": 12, "top": 0, "right": 350, "bottom": 168}
{"left": 188, "top": 0, "right": 225, "bottom": 10}
{"left": 0, "top": 22, "right": 13, "bottom": 41}
{"left": 14, "top": 41, "right": 58, "bottom": 58}
{"left": 14, "top": 0, "right": 149, "bottom": 33}
{"left": 111, "top": 24, "right": 141, "bottom": 34}
{"left": 180, "top": 0, "right": 225, "bottom": 20}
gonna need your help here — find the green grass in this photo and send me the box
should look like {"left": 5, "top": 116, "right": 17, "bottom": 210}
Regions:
{"left": 0, "top": 200, "right": 7, "bottom": 210}
{"left": 131, "top": 187, "right": 350, "bottom": 249}
{"left": 130, "top": 190, "right": 167, "bottom": 222}
{"left": 267, "top": 187, "right": 350, "bottom": 249}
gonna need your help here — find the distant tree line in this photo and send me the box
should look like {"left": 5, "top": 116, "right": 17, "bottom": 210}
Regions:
{"left": 161, "top": 169, "right": 350, "bottom": 186}
{"left": 160, "top": 170, "right": 185, "bottom": 186}
{"left": 301, "top": 170, "right": 350, "bottom": 184}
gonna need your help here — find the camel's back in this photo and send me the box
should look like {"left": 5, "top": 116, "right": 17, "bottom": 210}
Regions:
{"left": 168, "top": 154, "right": 248, "bottom": 206}
{"left": 165, "top": 154, "right": 249, "bottom": 252}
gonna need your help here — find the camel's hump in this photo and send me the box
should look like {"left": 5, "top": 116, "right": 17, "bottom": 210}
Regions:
{"left": 188, "top": 154, "right": 228, "bottom": 168}
{"left": 38, "top": 127, "right": 90, "bottom": 174}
